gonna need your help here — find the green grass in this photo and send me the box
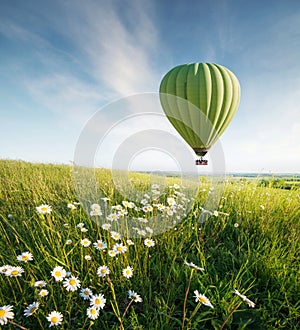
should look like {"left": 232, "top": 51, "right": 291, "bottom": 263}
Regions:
{"left": 0, "top": 159, "right": 299, "bottom": 329}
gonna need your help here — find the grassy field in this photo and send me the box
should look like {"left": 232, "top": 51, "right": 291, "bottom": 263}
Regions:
{"left": 0, "top": 159, "right": 299, "bottom": 329}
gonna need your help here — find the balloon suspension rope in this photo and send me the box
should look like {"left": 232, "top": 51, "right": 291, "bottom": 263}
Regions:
{"left": 195, "top": 157, "right": 208, "bottom": 165}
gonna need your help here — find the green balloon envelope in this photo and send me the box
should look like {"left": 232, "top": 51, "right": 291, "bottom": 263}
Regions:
{"left": 159, "top": 63, "right": 240, "bottom": 157}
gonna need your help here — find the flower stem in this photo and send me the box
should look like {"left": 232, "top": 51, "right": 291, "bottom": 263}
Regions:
{"left": 220, "top": 302, "right": 242, "bottom": 330}
{"left": 182, "top": 269, "right": 194, "bottom": 329}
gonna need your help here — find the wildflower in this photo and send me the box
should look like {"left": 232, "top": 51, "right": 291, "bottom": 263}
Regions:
{"left": 77, "top": 222, "right": 85, "bottom": 228}
{"left": 118, "top": 209, "right": 128, "bottom": 216}
{"left": 113, "top": 243, "right": 127, "bottom": 254}
{"left": 7, "top": 214, "right": 13, "bottom": 218}
{"left": 140, "top": 198, "right": 148, "bottom": 205}
{"left": 122, "top": 201, "right": 130, "bottom": 208}
{"left": 8, "top": 266, "right": 24, "bottom": 277}
{"left": 167, "top": 197, "right": 176, "bottom": 206}
{"left": 46, "top": 311, "right": 63, "bottom": 327}
{"left": 233, "top": 289, "right": 255, "bottom": 308}
{"left": 260, "top": 205, "right": 265, "bottom": 210}
{"left": 81, "top": 238, "right": 91, "bottom": 247}
{"left": 66, "top": 239, "right": 72, "bottom": 245}
{"left": 0, "top": 265, "right": 12, "bottom": 275}
{"left": 101, "top": 223, "right": 111, "bottom": 230}
{"left": 63, "top": 276, "right": 81, "bottom": 292}
{"left": 17, "top": 251, "right": 33, "bottom": 263}
{"left": 84, "top": 255, "right": 92, "bottom": 261}
{"left": 137, "top": 217, "right": 148, "bottom": 223}
{"left": 156, "top": 203, "right": 165, "bottom": 211}
{"left": 80, "top": 288, "right": 93, "bottom": 300}
{"left": 90, "top": 294, "right": 106, "bottom": 309}
{"left": 108, "top": 250, "right": 117, "bottom": 257}
{"left": 145, "top": 227, "right": 154, "bottom": 234}
{"left": 90, "top": 203, "right": 101, "bottom": 210}
{"left": 67, "top": 203, "right": 76, "bottom": 210}
{"left": 81, "top": 228, "right": 88, "bottom": 232}
{"left": 128, "top": 290, "right": 142, "bottom": 302}
{"left": 34, "top": 280, "right": 46, "bottom": 288}
{"left": 97, "top": 265, "right": 110, "bottom": 277}
{"left": 23, "top": 302, "right": 39, "bottom": 317}
{"left": 86, "top": 306, "right": 99, "bottom": 320}
{"left": 126, "top": 239, "right": 134, "bottom": 246}
{"left": 110, "top": 231, "right": 121, "bottom": 240}
{"left": 128, "top": 202, "right": 135, "bottom": 208}
{"left": 36, "top": 204, "right": 52, "bottom": 214}
{"left": 0, "top": 305, "right": 14, "bottom": 325}
{"left": 137, "top": 229, "right": 147, "bottom": 236}
{"left": 122, "top": 266, "right": 133, "bottom": 279}
{"left": 112, "top": 204, "right": 122, "bottom": 211}
{"left": 51, "top": 266, "right": 67, "bottom": 281}
{"left": 107, "top": 213, "right": 119, "bottom": 221}
{"left": 90, "top": 209, "right": 102, "bottom": 216}
{"left": 39, "top": 289, "right": 49, "bottom": 297}
{"left": 142, "top": 205, "right": 153, "bottom": 213}
{"left": 184, "top": 261, "right": 204, "bottom": 271}
{"left": 234, "top": 223, "right": 239, "bottom": 228}
{"left": 93, "top": 240, "right": 107, "bottom": 250}
{"left": 101, "top": 197, "right": 110, "bottom": 202}
{"left": 193, "top": 290, "right": 214, "bottom": 308}
{"left": 213, "top": 211, "right": 219, "bottom": 216}
{"left": 144, "top": 238, "right": 155, "bottom": 247}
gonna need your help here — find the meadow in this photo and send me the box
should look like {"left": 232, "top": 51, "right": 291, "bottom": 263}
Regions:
{"left": 0, "top": 159, "right": 299, "bottom": 329}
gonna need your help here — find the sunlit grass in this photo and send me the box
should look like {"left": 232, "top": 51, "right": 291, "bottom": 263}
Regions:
{"left": 0, "top": 159, "right": 299, "bottom": 329}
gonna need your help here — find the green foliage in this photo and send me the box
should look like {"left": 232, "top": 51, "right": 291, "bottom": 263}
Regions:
{"left": 0, "top": 160, "right": 299, "bottom": 329}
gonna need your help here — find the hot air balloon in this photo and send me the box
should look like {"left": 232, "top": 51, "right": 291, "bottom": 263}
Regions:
{"left": 159, "top": 63, "right": 240, "bottom": 165}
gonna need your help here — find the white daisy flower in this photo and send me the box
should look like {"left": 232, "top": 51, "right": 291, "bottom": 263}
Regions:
{"left": 234, "top": 223, "right": 239, "bottom": 228}
{"left": 34, "top": 280, "right": 46, "bottom": 288}
{"left": 137, "top": 217, "right": 148, "bottom": 223}
{"left": 46, "top": 311, "right": 63, "bottom": 327}
{"left": 0, "top": 265, "right": 12, "bottom": 276}
{"left": 128, "top": 290, "right": 142, "bottom": 303}
{"left": 90, "top": 294, "right": 106, "bottom": 309}
{"left": 108, "top": 250, "right": 117, "bottom": 257}
{"left": 84, "top": 255, "right": 92, "bottom": 261}
{"left": 128, "top": 202, "right": 135, "bottom": 208}
{"left": 126, "top": 239, "right": 134, "bottom": 246}
{"left": 93, "top": 240, "right": 107, "bottom": 250}
{"left": 81, "top": 238, "right": 91, "bottom": 247}
{"left": 67, "top": 203, "right": 76, "bottom": 210}
{"left": 122, "top": 266, "right": 133, "bottom": 279}
{"left": 101, "top": 223, "right": 111, "bottom": 231}
{"left": 122, "top": 201, "right": 130, "bottom": 208}
{"left": 63, "top": 276, "right": 81, "bottom": 292}
{"left": 233, "top": 289, "right": 255, "bottom": 308}
{"left": 167, "top": 197, "right": 176, "bottom": 206}
{"left": 51, "top": 266, "right": 67, "bottom": 282}
{"left": 97, "top": 265, "right": 110, "bottom": 277}
{"left": 86, "top": 306, "right": 99, "bottom": 320}
{"left": 77, "top": 222, "right": 85, "bottom": 228}
{"left": 137, "top": 229, "right": 147, "bottom": 236}
{"left": 145, "top": 227, "right": 153, "bottom": 234}
{"left": 39, "top": 289, "right": 49, "bottom": 297}
{"left": 193, "top": 290, "right": 214, "bottom": 308}
{"left": 80, "top": 288, "right": 93, "bottom": 300}
{"left": 23, "top": 302, "right": 39, "bottom": 317}
{"left": 142, "top": 205, "right": 153, "bottom": 213}
{"left": 8, "top": 266, "right": 24, "bottom": 277}
{"left": 0, "top": 305, "right": 14, "bottom": 325}
{"left": 81, "top": 228, "right": 88, "bottom": 232}
{"left": 118, "top": 209, "right": 128, "bottom": 216}
{"left": 17, "top": 251, "right": 33, "bottom": 263}
{"left": 213, "top": 210, "right": 219, "bottom": 216}
{"left": 144, "top": 238, "right": 155, "bottom": 247}
{"left": 90, "top": 203, "right": 101, "bottom": 210}
{"left": 90, "top": 209, "right": 102, "bottom": 216}
{"left": 184, "top": 261, "right": 204, "bottom": 271}
{"left": 107, "top": 213, "right": 119, "bottom": 221}
{"left": 140, "top": 198, "right": 148, "bottom": 205}
{"left": 110, "top": 231, "right": 121, "bottom": 240}
{"left": 112, "top": 204, "right": 122, "bottom": 211}
{"left": 156, "top": 204, "right": 165, "bottom": 211}
{"left": 36, "top": 204, "right": 52, "bottom": 214}
{"left": 65, "top": 239, "right": 72, "bottom": 245}
{"left": 113, "top": 243, "right": 127, "bottom": 254}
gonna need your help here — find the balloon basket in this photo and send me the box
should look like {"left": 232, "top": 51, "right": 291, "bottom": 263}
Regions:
{"left": 195, "top": 159, "right": 208, "bottom": 165}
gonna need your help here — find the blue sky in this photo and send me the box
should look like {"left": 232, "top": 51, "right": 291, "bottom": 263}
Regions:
{"left": 1, "top": 0, "right": 300, "bottom": 173}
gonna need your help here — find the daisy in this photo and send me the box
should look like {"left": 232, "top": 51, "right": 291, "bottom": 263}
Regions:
{"left": 8, "top": 266, "right": 24, "bottom": 277}
{"left": 112, "top": 204, "right": 122, "bottom": 211}
{"left": 0, "top": 265, "right": 12, "bottom": 275}
{"left": 86, "top": 306, "right": 99, "bottom": 320}
{"left": 118, "top": 209, "right": 128, "bottom": 216}
{"left": 128, "top": 290, "right": 142, "bottom": 302}
{"left": 90, "top": 203, "right": 101, "bottom": 210}
{"left": 97, "top": 266, "right": 110, "bottom": 277}
{"left": 144, "top": 238, "right": 155, "bottom": 247}
{"left": 36, "top": 204, "right": 52, "bottom": 214}
{"left": 167, "top": 197, "right": 176, "bottom": 206}
{"left": 81, "top": 238, "right": 91, "bottom": 247}
{"left": 213, "top": 210, "right": 219, "bottom": 217}
{"left": 113, "top": 243, "right": 127, "bottom": 254}
{"left": 193, "top": 290, "right": 214, "bottom": 308}
{"left": 84, "top": 255, "right": 92, "bottom": 261}
{"left": 156, "top": 204, "right": 165, "bottom": 211}
{"left": 0, "top": 305, "right": 14, "bottom": 325}
{"left": 24, "top": 302, "right": 39, "bottom": 317}
{"left": 17, "top": 251, "right": 33, "bottom": 263}
{"left": 137, "top": 217, "right": 148, "bottom": 223}
{"left": 90, "top": 209, "right": 102, "bottom": 216}
{"left": 93, "top": 240, "right": 107, "bottom": 250}
{"left": 122, "top": 201, "right": 130, "bottom": 208}
{"left": 81, "top": 228, "right": 88, "bottom": 232}
{"left": 145, "top": 227, "right": 153, "bottom": 234}
{"left": 39, "top": 289, "right": 49, "bottom": 297}
{"left": 65, "top": 239, "right": 72, "bottom": 245}
{"left": 122, "top": 266, "right": 133, "bottom": 279}
{"left": 184, "top": 261, "right": 204, "bottom": 271}
{"left": 126, "top": 239, "right": 134, "bottom": 246}
{"left": 108, "top": 250, "right": 117, "bottom": 257}
{"left": 34, "top": 280, "right": 46, "bottom": 288}
{"left": 67, "top": 203, "right": 76, "bottom": 210}
{"left": 140, "top": 198, "right": 148, "bottom": 205}
{"left": 90, "top": 294, "right": 106, "bottom": 309}
{"left": 51, "top": 266, "right": 66, "bottom": 281}
{"left": 101, "top": 223, "right": 111, "bottom": 230}
{"left": 63, "top": 276, "right": 81, "bottom": 292}
{"left": 80, "top": 288, "right": 93, "bottom": 300}
{"left": 110, "top": 231, "right": 121, "bottom": 240}
{"left": 234, "top": 223, "right": 239, "bottom": 228}
{"left": 107, "top": 213, "right": 119, "bottom": 221}
{"left": 77, "top": 222, "right": 85, "bottom": 228}
{"left": 128, "top": 202, "right": 135, "bottom": 208}
{"left": 142, "top": 205, "right": 153, "bottom": 213}
{"left": 233, "top": 289, "right": 255, "bottom": 308}
{"left": 46, "top": 311, "right": 63, "bottom": 327}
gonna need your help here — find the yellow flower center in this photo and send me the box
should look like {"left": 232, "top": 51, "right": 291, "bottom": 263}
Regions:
{"left": 126, "top": 270, "right": 131, "bottom": 275}
{"left": 41, "top": 207, "right": 48, "bottom": 211}
{"left": 0, "top": 310, "right": 5, "bottom": 317}
{"left": 22, "top": 255, "right": 29, "bottom": 260}
{"left": 91, "top": 309, "right": 96, "bottom": 315}
{"left": 199, "top": 297, "right": 207, "bottom": 304}
{"left": 11, "top": 270, "right": 19, "bottom": 275}
{"left": 51, "top": 316, "right": 58, "bottom": 323}
{"left": 55, "top": 271, "right": 61, "bottom": 277}
{"left": 30, "top": 307, "right": 37, "bottom": 313}
{"left": 69, "top": 279, "right": 76, "bottom": 286}
{"left": 117, "top": 247, "right": 123, "bottom": 251}
{"left": 98, "top": 243, "right": 102, "bottom": 247}
{"left": 101, "top": 269, "right": 106, "bottom": 274}
{"left": 95, "top": 298, "right": 100, "bottom": 305}
{"left": 84, "top": 290, "right": 89, "bottom": 295}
